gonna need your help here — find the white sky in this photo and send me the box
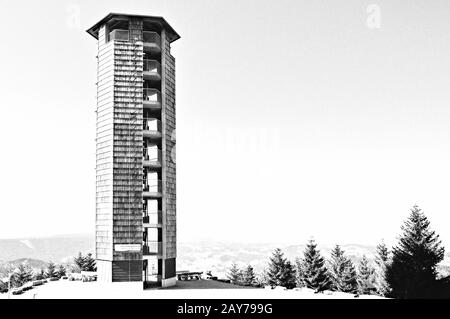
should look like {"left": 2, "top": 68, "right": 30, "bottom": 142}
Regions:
{"left": 0, "top": 0, "right": 449, "bottom": 248}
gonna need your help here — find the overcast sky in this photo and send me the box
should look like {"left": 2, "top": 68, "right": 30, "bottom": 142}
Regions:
{"left": 0, "top": 0, "right": 449, "bottom": 248}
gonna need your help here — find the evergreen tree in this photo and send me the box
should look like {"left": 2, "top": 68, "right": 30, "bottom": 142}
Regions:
{"left": 375, "top": 241, "right": 390, "bottom": 266}
{"left": 295, "top": 257, "right": 305, "bottom": 288}
{"left": 341, "top": 259, "right": 358, "bottom": 294}
{"left": 329, "top": 245, "right": 346, "bottom": 290}
{"left": 281, "top": 261, "right": 297, "bottom": 289}
{"left": 328, "top": 245, "right": 358, "bottom": 293}
{"left": 9, "top": 273, "right": 20, "bottom": 288}
{"left": 73, "top": 252, "right": 85, "bottom": 272}
{"left": 83, "top": 253, "right": 97, "bottom": 272}
{"left": 57, "top": 265, "right": 67, "bottom": 278}
{"left": 34, "top": 268, "right": 46, "bottom": 280}
{"left": 15, "top": 264, "right": 33, "bottom": 286}
{"left": 386, "top": 205, "right": 445, "bottom": 299}
{"left": 266, "top": 248, "right": 296, "bottom": 289}
{"left": 266, "top": 248, "right": 285, "bottom": 287}
{"left": 0, "top": 280, "right": 7, "bottom": 292}
{"left": 357, "top": 255, "right": 375, "bottom": 295}
{"left": 374, "top": 241, "right": 391, "bottom": 296}
{"left": 242, "top": 265, "right": 257, "bottom": 286}
{"left": 256, "top": 269, "right": 269, "bottom": 287}
{"left": 46, "top": 261, "right": 58, "bottom": 278}
{"left": 299, "top": 240, "right": 331, "bottom": 292}
{"left": 227, "top": 263, "right": 243, "bottom": 285}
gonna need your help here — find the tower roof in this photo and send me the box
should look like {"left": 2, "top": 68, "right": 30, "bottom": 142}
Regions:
{"left": 86, "top": 13, "right": 180, "bottom": 43}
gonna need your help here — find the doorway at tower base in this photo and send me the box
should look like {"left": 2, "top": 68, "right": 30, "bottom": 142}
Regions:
{"left": 143, "top": 256, "right": 176, "bottom": 288}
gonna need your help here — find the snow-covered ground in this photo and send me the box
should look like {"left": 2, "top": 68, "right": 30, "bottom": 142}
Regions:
{"left": 0, "top": 279, "right": 385, "bottom": 299}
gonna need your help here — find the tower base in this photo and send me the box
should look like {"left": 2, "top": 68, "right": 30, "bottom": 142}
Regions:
{"left": 96, "top": 259, "right": 142, "bottom": 282}
{"left": 161, "top": 276, "right": 176, "bottom": 287}
{"left": 96, "top": 260, "right": 113, "bottom": 282}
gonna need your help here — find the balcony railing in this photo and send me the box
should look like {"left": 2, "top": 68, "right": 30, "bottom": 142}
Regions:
{"left": 143, "top": 148, "right": 162, "bottom": 163}
{"left": 108, "top": 29, "right": 129, "bottom": 42}
{"left": 143, "top": 241, "right": 162, "bottom": 255}
{"left": 107, "top": 30, "right": 162, "bottom": 48}
{"left": 143, "top": 118, "right": 161, "bottom": 132}
{"left": 143, "top": 60, "right": 161, "bottom": 80}
{"left": 143, "top": 31, "right": 161, "bottom": 51}
{"left": 143, "top": 180, "right": 162, "bottom": 193}
{"left": 143, "top": 89, "right": 161, "bottom": 108}
{"left": 143, "top": 212, "right": 163, "bottom": 225}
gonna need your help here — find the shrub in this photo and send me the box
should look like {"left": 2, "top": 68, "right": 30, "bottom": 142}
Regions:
{"left": 12, "top": 289, "right": 23, "bottom": 295}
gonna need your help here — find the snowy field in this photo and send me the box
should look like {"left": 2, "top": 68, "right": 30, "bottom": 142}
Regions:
{"left": 0, "top": 279, "right": 384, "bottom": 299}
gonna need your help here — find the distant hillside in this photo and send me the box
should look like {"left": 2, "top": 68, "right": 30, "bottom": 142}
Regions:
{"left": 0, "top": 258, "right": 49, "bottom": 279}
{"left": 7, "top": 258, "right": 49, "bottom": 269}
{"left": 0, "top": 234, "right": 94, "bottom": 263}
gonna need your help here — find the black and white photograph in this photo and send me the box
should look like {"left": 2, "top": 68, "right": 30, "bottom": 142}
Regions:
{"left": 1, "top": 0, "right": 450, "bottom": 311}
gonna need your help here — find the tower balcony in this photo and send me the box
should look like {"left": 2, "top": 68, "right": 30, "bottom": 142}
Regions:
{"left": 143, "top": 148, "right": 162, "bottom": 169}
{"left": 143, "top": 31, "right": 161, "bottom": 53}
{"left": 108, "top": 29, "right": 129, "bottom": 42}
{"left": 107, "top": 30, "right": 161, "bottom": 53}
{"left": 143, "top": 180, "right": 162, "bottom": 198}
{"left": 143, "top": 88, "right": 162, "bottom": 110}
{"left": 143, "top": 211, "right": 163, "bottom": 227}
{"left": 143, "top": 60, "right": 161, "bottom": 81}
{"left": 143, "top": 118, "right": 162, "bottom": 140}
{"left": 143, "top": 241, "right": 162, "bottom": 256}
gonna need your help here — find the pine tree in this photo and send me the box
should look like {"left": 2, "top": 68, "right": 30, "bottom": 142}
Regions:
{"left": 227, "top": 263, "right": 243, "bottom": 285}
{"left": 73, "top": 252, "right": 85, "bottom": 272}
{"left": 357, "top": 255, "right": 375, "bottom": 295}
{"left": 295, "top": 257, "right": 305, "bottom": 288}
{"left": 375, "top": 241, "right": 390, "bottom": 266}
{"left": 83, "top": 253, "right": 97, "bottom": 272}
{"left": 341, "top": 259, "right": 358, "bottom": 293}
{"left": 329, "top": 245, "right": 346, "bottom": 290}
{"left": 374, "top": 241, "right": 391, "bottom": 296}
{"left": 328, "top": 245, "right": 358, "bottom": 293}
{"left": 299, "top": 240, "right": 331, "bottom": 292}
{"left": 57, "top": 265, "right": 67, "bottom": 278}
{"left": 0, "top": 280, "right": 7, "bottom": 292}
{"left": 242, "top": 265, "right": 257, "bottom": 286}
{"left": 34, "top": 268, "right": 46, "bottom": 280}
{"left": 266, "top": 248, "right": 285, "bottom": 287}
{"left": 266, "top": 248, "right": 296, "bottom": 289}
{"left": 15, "top": 264, "right": 33, "bottom": 286}
{"left": 46, "top": 261, "right": 58, "bottom": 278}
{"left": 256, "top": 269, "right": 269, "bottom": 287}
{"left": 9, "top": 273, "right": 20, "bottom": 288}
{"left": 281, "top": 261, "right": 297, "bottom": 289}
{"left": 386, "top": 205, "right": 445, "bottom": 299}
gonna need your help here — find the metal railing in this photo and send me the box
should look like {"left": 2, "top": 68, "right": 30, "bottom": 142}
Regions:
{"left": 143, "top": 241, "right": 162, "bottom": 255}
{"left": 108, "top": 29, "right": 129, "bottom": 42}
{"left": 145, "top": 267, "right": 159, "bottom": 277}
{"left": 107, "top": 30, "right": 161, "bottom": 46}
{"left": 143, "top": 88, "right": 161, "bottom": 104}
{"left": 143, "top": 212, "right": 163, "bottom": 225}
{"left": 143, "top": 148, "right": 162, "bottom": 162}
{"left": 143, "top": 180, "right": 162, "bottom": 193}
{"left": 143, "top": 118, "right": 161, "bottom": 132}
{"left": 143, "top": 60, "right": 161, "bottom": 74}
{"left": 143, "top": 31, "right": 161, "bottom": 47}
